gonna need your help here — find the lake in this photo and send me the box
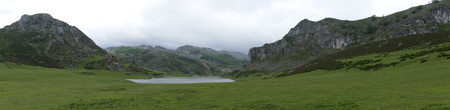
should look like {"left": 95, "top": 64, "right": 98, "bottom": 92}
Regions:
{"left": 126, "top": 77, "right": 235, "bottom": 84}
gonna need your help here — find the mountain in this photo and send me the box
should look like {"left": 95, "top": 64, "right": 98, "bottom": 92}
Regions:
{"left": 0, "top": 13, "right": 155, "bottom": 75}
{"left": 220, "top": 50, "right": 249, "bottom": 60}
{"left": 176, "top": 45, "right": 249, "bottom": 64}
{"left": 107, "top": 45, "right": 249, "bottom": 76}
{"left": 241, "top": 1, "right": 450, "bottom": 74}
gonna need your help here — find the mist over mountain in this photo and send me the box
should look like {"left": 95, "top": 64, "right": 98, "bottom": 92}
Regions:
{"left": 107, "top": 45, "right": 249, "bottom": 76}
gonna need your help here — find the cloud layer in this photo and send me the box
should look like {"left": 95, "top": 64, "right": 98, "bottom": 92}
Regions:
{"left": 0, "top": 0, "right": 430, "bottom": 53}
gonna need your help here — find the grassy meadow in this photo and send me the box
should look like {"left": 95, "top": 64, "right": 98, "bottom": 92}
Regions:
{"left": 0, "top": 43, "right": 449, "bottom": 109}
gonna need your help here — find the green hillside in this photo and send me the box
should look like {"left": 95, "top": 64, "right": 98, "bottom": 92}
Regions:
{"left": 0, "top": 14, "right": 143, "bottom": 73}
{"left": 244, "top": 1, "right": 450, "bottom": 74}
{"left": 280, "top": 30, "right": 450, "bottom": 77}
{"left": 107, "top": 45, "right": 249, "bottom": 76}
{"left": 0, "top": 30, "right": 61, "bottom": 68}
{"left": 1, "top": 40, "right": 448, "bottom": 109}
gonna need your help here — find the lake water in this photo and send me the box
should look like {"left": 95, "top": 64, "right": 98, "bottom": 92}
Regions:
{"left": 126, "top": 77, "right": 235, "bottom": 84}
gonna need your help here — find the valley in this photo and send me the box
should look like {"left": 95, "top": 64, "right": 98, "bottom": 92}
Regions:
{"left": 106, "top": 45, "right": 248, "bottom": 76}
{"left": 0, "top": 42, "right": 449, "bottom": 109}
{"left": 0, "top": 0, "right": 449, "bottom": 109}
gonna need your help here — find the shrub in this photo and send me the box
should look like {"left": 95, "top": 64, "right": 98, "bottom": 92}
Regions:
{"left": 437, "top": 52, "right": 449, "bottom": 57}
{"left": 411, "top": 6, "right": 424, "bottom": 14}
{"left": 437, "top": 52, "right": 450, "bottom": 59}
{"left": 432, "top": 0, "right": 440, "bottom": 4}
{"left": 402, "top": 15, "right": 408, "bottom": 19}
{"left": 78, "top": 72, "right": 96, "bottom": 75}
{"left": 366, "top": 25, "right": 378, "bottom": 34}
{"left": 420, "top": 59, "right": 428, "bottom": 63}
{"left": 358, "top": 62, "right": 400, "bottom": 71}
{"left": 370, "top": 15, "right": 377, "bottom": 21}
{"left": 420, "top": 56, "right": 429, "bottom": 63}
{"left": 380, "top": 19, "right": 392, "bottom": 26}
{"left": 416, "top": 6, "right": 424, "bottom": 10}
{"left": 412, "top": 10, "right": 418, "bottom": 14}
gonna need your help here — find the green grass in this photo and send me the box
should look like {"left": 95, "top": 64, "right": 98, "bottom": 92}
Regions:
{"left": 0, "top": 62, "right": 146, "bottom": 109}
{"left": 1, "top": 46, "right": 449, "bottom": 109}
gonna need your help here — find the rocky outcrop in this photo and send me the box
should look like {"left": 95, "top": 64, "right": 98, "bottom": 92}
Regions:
{"left": 4, "top": 14, "right": 105, "bottom": 57}
{"left": 243, "top": 1, "right": 450, "bottom": 73}
{"left": 0, "top": 13, "right": 125, "bottom": 71}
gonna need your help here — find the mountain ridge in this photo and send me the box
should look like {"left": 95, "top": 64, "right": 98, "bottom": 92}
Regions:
{"left": 242, "top": 1, "right": 450, "bottom": 74}
{"left": 107, "top": 44, "right": 249, "bottom": 76}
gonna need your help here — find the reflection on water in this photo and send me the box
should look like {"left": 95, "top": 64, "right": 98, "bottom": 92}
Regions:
{"left": 127, "top": 77, "right": 235, "bottom": 84}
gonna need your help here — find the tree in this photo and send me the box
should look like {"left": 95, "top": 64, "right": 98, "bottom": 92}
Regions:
{"left": 370, "top": 15, "right": 377, "bottom": 21}
{"left": 432, "top": 0, "right": 440, "bottom": 4}
{"left": 366, "top": 25, "right": 378, "bottom": 34}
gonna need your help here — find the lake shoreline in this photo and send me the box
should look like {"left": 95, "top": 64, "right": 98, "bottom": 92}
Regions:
{"left": 127, "top": 77, "right": 235, "bottom": 84}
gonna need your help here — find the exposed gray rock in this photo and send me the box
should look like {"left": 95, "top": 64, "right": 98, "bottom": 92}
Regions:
{"left": 243, "top": 1, "right": 450, "bottom": 73}
{"left": 1, "top": 13, "right": 126, "bottom": 71}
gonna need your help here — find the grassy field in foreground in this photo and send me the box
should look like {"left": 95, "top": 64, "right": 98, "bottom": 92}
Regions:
{"left": 0, "top": 47, "right": 449, "bottom": 109}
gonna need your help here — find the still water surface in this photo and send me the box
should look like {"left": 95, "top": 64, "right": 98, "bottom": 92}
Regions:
{"left": 127, "top": 77, "right": 235, "bottom": 84}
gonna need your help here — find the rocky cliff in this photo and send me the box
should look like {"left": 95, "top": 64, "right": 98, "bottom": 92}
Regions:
{"left": 244, "top": 1, "right": 450, "bottom": 73}
{"left": 0, "top": 13, "right": 125, "bottom": 71}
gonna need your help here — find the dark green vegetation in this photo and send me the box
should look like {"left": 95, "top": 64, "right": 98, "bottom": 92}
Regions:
{"left": 0, "top": 29, "right": 122, "bottom": 70}
{"left": 282, "top": 30, "right": 450, "bottom": 76}
{"left": 0, "top": 41, "right": 449, "bottom": 109}
{"left": 79, "top": 55, "right": 164, "bottom": 77}
{"left": 0, "top": 30, "right": 60, "bottom": 68}
{"left": 0, "top": 14, "right": 124, "bottom": 71}
{"left": 107, "top": 45, "right": 248, "bottom": 76}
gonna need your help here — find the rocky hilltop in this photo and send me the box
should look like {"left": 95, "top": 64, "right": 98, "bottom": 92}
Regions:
{"left": 107, "top": 45, "right": 249, "bottom": 76}
{"left": 244, "top": 1, "right": 450, "bottom": 73}
{"left": 0, "top": 13, "right": 124, "bottom": 71}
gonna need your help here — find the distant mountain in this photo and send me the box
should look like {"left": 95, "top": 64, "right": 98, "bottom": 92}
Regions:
{"left": 154, "top": 45, "right": 168, "bottom": 50}
{"left": 242, "top": 1, "right": 450, "bottom": 74}
{"left": 107, "top": 45, "right": 249, "bottom": 76}
{"left": 220, "top": 50, "right": 249, "bottom": 60}
{"left": 176, "top": 45, "right": 249, "bottom": 63}
{"left": 0, "top": 13, "right": 158, "bottom": 75}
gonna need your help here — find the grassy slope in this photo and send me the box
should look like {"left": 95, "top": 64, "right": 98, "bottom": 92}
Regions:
{"left": 283, "top": 30, "right": 449, "bottom": 76}
{"left": 0, "top": 44, "right": 449, "bottom": 109}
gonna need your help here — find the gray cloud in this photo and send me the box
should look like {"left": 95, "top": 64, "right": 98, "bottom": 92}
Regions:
{"left": 0, "top": 0, "right": 429, "bottom": 53}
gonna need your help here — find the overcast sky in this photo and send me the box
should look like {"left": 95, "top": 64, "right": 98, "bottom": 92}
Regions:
{"left": 0, "top": 0, "right": 430, "bottom": 53}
